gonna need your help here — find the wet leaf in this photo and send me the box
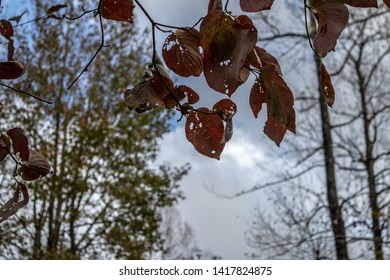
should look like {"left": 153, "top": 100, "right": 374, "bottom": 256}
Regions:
{"left": 240, "top": 0, "right": 274, "bottom": 12}
{"left": 319, "top": 62, "right": 335, "bottom": 107}
{"left": 6, "top": 127, "right": 29, "bottom": 161}
{"left": 313, "top": 3, "right": 349, "bottom": 57}
{"left": 100, "top": 0, "right": 134, "bottom": 23}
{"left": 185, "top": 108, "right": 225, "bottom": 159}
{"left": 0, "top": 61, "right": 26, "bottom": 79}
{"left": 162, "top": 28, "right": 203, "bottom": 77}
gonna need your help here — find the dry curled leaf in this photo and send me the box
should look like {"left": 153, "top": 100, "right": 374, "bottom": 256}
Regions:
{"left": 18, "top": 150, "right": 51, "bottom": 181}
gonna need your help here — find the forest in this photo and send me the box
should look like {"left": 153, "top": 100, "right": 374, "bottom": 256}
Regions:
{"left": 1, "top": 0, "right": 390, "bottom": 259}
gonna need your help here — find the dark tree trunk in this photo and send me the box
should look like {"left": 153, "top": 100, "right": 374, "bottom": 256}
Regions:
{"left": 315, "top": 57, "right": 349, "bottom": 260}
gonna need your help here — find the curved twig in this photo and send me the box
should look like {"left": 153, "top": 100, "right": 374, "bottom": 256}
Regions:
{"left": 0, "top": 82, "right": 53, "bottom": 104}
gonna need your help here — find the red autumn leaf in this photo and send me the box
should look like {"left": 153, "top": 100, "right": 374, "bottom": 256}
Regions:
{"left": 0, "top": 20, "right": 13, "bottom": 40}
{"left": 46, "top": 4, "right": 67, "bottom": 14}
{"left": 6, "top": 127, "right": 29, "bottom": 161}
{"left": 18, "top": 150, "right": 51, "bottom": 181}
{"left": 185, "top": 108, "right": 225, "bottom": 159}
{"left": 313, "top": 3, "right": 349, "bottom": 57}
{"left": 125, "top": 70, "right": 174, "bottom": 113}
{"left": 163, "top": 86, "right": 187, "bottom": 109}
{"left": 263, "top": 114, "right": 288, "bottom": 147}
{"left": 212, "top": 99, "right": 237, "bottom": 144}
{"left": 319, "top": 62, "right": 335, "bottom": 107}
{"left": 250, "top": 65, "right": 295, "bottom": 146}
{"left": 312, "top": 0, "right": 377, "bottom": 7}
{"left": 0, "top": 183, "right": 29, "bottom": 224}
{"left": 0, "top": 61, "right": 26, "bottom": 79}
{"left": 163, "top": 85, "right": 199, "bottom": 108}
{"left": 212, "top": 98, "right": 237, "bottom": 121}
{"left": 208, "top": 0, "right": 223, "bottom": 14}
{"left": 247, "top": 46, "right": 282, "bottom": 75}
{"left": 200, "top": 11, "right": 257, "bottom": 95}
{"left": 240, "top": 0, "right": 275, "bottom": 12}
{"left": 99, "top": 0, "right": 134, "bottom": 23}
{"left": 162, "top": 28, "right": 203, "bottom": 77}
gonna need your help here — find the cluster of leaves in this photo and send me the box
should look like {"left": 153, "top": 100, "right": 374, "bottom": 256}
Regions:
{"left": 99, "top": 0, "right": 389, "bottom": 159}
{"left": 0, "top": 5, "right": 66, "bottom": 223}
{"left": 0, "top": 128, "right": 50, "bottom": 223}
{"left": 1, "top": 0, "right": 390, "bottom": 221}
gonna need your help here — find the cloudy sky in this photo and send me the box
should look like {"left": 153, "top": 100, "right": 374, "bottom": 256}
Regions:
{"left": 133, "top": 0, "right": 300, "bottom": 259}
{"left": 3, "top": 0, "right": 301, "bottom": 259}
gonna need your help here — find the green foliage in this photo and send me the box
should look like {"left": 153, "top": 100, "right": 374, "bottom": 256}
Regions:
{"left": 0, "top": 0, "right": 188, "bottom": 259}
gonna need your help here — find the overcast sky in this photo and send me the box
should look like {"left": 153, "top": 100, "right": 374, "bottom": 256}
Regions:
{"left": 133, "top": 0, "right": 299, "bottom": 259}
{"left": 4, "top": 0, "right": 299, "bottom": 259}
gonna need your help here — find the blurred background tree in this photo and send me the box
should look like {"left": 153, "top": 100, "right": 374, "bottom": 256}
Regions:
{"left": 0, "top": 0, "right": 199, "bottom": 259}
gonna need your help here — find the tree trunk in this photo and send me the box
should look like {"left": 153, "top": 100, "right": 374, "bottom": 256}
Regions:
{"left": 355, "top": 59, "right": 384, "bottom": 259}
{"left": 315, "top": 56, "right": 349, "bottom": 260}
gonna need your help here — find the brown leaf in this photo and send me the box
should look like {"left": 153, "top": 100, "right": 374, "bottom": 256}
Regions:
{"left": 240, "top": 0, "right": 274, "bottom": 12}
{"left": 185, "top": 108, "right": 225, "bottom": 159}
{"left": 0, "top": 61, "right": 26, "bottom": 80}
{"left": 6, "top": 127, "right": 29, "bottom": 161}
{"left": 313, "top": 3, "right": 349, "bottom": 57}
{"left": 125, "top": 71, "right": 174, "bottom": 113}
{"left": 100, "top": 0, "right": 134, "bottom": 23}
{"left": 47, "top": 4, "right": 67, "bottom": 14}
{"left": 0, "top": 20, "right": 13, "bottom": 40}
{"left": 250, "top": 78, "right": 267, "bottom": 118}
{"left": 319, "top": 62, "right": 335, "bottom": 107}
{"left": 212, "top": 98, "right": 237, "bottom": 121}
{"left": 212, "top": 99, "right": 237, "bottom": 144}
{"left": 208, "top": 0, "right": 223, "bottom": 14}
{"left": 162, "top": 28, "right": 203, "bottom": 77}
{"left": 163, "top": 85, "right": 199, "bottom": 108}
{"left": 247, "top": 46, "right": 282, "bottom": 75}
{"left": 18, "top": 150, "right": 51, "bottom": 181}
{"left": 0, "top": 183, "right": 29, "bottom": 224}
{"left": 384, "top": 0, "right": 390, "bottom": 8}
{"left": 250, "top": 65, "right": 295, "bottom": 146}
{"left": 264, "top": 114, "right": 287, "bottom": 147}
{"left": 200, "top": 11, "right": 257, "bottom": 95}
